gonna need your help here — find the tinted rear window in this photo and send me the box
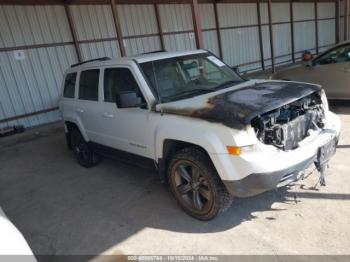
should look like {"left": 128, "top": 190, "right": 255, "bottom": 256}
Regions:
{"left": 79, "top": 69, "right": 100, "bottom": 101}
{"left": 63, "top": 73, "right": 77, "bottom": 98}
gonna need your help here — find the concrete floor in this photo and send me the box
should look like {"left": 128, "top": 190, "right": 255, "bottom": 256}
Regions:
{"left": 0, "top": 103, "right": 350, "bottom": 259}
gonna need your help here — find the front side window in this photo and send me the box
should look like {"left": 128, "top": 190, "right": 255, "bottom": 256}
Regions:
{"left": 140, "top": 53, "right": 243, "bottom": 103}
{"left": 315, "top": 45, "right": 350, "bottom": 65}
{"left": 78, "top": 69, "right": 99, "bottom": 101}
{"left": 104, "top": 68, "right": 144, "bottom": 103}
{"left": 63, "top": 73, "right": 77, "bottom": 98}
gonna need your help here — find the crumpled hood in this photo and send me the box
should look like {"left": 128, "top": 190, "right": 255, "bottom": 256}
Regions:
{"left": 157, "top": 80, "right": 321, "bottom": 129}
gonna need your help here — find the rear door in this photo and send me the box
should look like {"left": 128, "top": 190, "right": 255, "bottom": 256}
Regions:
{"left": 60, "top": 72, "right": 77, "bottom": 121}
{"left": 75, "top": 68, "right": 104, "bottom": 143}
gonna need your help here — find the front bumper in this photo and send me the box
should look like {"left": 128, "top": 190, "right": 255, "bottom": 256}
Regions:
{"left": 222, "top": 153, "right": 324, "bottom": 198}
{"left": 211, "top": 111, "right": 341, "bottom": 198}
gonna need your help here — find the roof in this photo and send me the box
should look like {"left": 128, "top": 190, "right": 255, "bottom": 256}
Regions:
{"left": 131, "top": 49, "right": 208, "bottom": 63}
{"left": 69, "top": 49, "right": 208, "bottom": 69}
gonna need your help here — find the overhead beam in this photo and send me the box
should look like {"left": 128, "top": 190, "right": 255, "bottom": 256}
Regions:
{"left": 267, "top": 0, "right": 275, "bottom": 72}
{"left": 154, "top": 4, "right": 165, "bottom": 50}
{"left": 257, "top": 1, "right": 265, "bottom": 70}
{"left": 290, "top": 0, "right": 295, "bottom": 63}
{"left": 314, "top": 0, "right": 318, "bottom": 54}
{"left": 213, "top": 2, "right": 223, "bottom": 58}
{"left": 111, "top": 0, "right": 126, "bottom": 56}
{"left": 191, "top": 0, "right": 204, "bottom": 49}
{"left": 335, "top": 0, "right": 339, "bottom": 43}
{"left": 345, "top": 0, "right": 349, "bottom": 41}
{"left": 64, "top": 4, "right": 82, "bottom": 62}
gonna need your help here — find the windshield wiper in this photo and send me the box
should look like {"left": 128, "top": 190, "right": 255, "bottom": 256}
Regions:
{"left": 214, "top": 80, "right": 243, "bottom": 90}
{"left": 163, "top": 88, "right": 215, "bottom": 102}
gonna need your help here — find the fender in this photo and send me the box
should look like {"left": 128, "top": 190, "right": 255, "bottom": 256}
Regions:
{"left": 63, "top": 114, "right": 89, "bottom": 142}
{"left": 153, "top": 114, "right": 253, "bottom": 161}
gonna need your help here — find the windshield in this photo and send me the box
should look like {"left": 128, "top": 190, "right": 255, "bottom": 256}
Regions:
{"left": 139, "top": 53, "right": 244, "bottom": 103}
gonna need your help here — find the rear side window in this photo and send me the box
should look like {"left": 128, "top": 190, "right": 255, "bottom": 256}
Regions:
{"left": 104, "top": 68, "right": 143, "bottom": 102}
{"left": 79, "top": 69, "right": 100, "bottom": 101}
{"left": 63, "top": 73, "right": 77, "bottom": 98}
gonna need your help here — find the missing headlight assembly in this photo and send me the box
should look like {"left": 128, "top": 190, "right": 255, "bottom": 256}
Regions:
{"left": 251, "top": 91, "right": 325, "bottom": 151}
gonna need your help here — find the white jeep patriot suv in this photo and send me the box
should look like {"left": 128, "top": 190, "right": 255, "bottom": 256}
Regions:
{"left": 59, "top": 50, "right": 341, "bottom": 220}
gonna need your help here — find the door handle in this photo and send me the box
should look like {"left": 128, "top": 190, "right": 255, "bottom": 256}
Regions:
{"left": 76, "top": 108, "right": 84, "bottom": 113}
{"left": 344, "top": 67, "right": 350, "bottom": 72}
{"left": 103, "top": 112, "right": 114, "bottom": 118}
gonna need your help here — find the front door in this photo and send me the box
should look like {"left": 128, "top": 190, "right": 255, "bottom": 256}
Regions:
{"left": 96, "top": 66, "right": 155, "bottom": 159}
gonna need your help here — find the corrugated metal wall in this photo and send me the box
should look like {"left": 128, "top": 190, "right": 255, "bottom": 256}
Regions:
{"left": 199, "top": 4, "right": 220, "bottom": 56}
{"left": 159, "top": 4, "right": 197, "bottom": 51}
{"left": 293, "top": 2, "right": 316, "bottom": 57}
{"left": 69, "top": 5, "right": 120, "bottom": 60}
{"left": 218, "top": 3, "right": 261, "bottom": 72}
{"left": 318, "top": 2, "right": 336, "bottom": 52}
{"left": 0, "top": 5, "right": 77, "bottom": 128}
{"left": 118, "top": 4, "right": 161, "bottom": 56}
{"left": 0, "top": 1, "right": 339, "bottom": 129}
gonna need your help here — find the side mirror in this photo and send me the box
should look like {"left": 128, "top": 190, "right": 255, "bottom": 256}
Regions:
{"left": 116, "top": 91, "right": 142, "bottom": 108}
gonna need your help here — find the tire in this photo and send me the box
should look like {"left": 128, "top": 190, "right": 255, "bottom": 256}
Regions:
{"left": 168, "top": 147, "right": 233, "bottom": 220}
{"left": 70, "top": 128, "right": 100, "bottom": 168}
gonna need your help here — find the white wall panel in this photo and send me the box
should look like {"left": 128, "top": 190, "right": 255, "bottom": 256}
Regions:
{"left": 293, "top": 3, "right": 315, "bottom": 21}
{"left": 0, "top": 45, "right": 77, "bottom": 128}
{"left": 271, "top": 3, "right": 291, "bottom": 66}
{"left": 118, "top": 5, "right": 162, "bottom": 55}
{"left": 273, "top": 24, "right": 292, "bottom": 65}
{"left": 218, "top": 3, "right": 257, "bottom": 27}
{"left": 163, "top": 33, "right": 196, "bottom": 51}
{"left": 294, "top": 22, "right": 316, "bottom": 53}
{"left": 318, "top": 2, "right": 335, "bottom": 19}
{"left": 261, "top": 25, "right": 271, "bottom": 67}
{"left": 158, "top": 4, "right": 194, "bottom": 51}
{"left": 221, "top": 27, "right": 260, "bottom": 70}
{"left": 124, "top": 36, "right": 161, "bottom": 56}
{"left": 318, "top": 20, "right": 336, "bottom": 49}
{"left": 69, "top": 5, "right": 116, "bottom": 41}
{"left": 80, "top": 41, "right": 120, "bottom": 61}
{"left": 271, "top": 3, "right": 290, "bottom": 23}
{"left": 200, "top": 4, "right": 219, "bottom": 56}
{"left": 158, "top": 4, "right": 193, "bottom": 33}
{"left": 0, "top": 5, "right": 72, "bottom": 48}
{"left": 118, "top": 5, "right": 158, "bottom": 36}
{"left": 317, "top": 2, "right": 336, "bottom": 51}
{"left": 203, "top": 30, "right": 219, "bottom": 57}
{"left": 199, "top": 4, "right": 215, "bottom": 30}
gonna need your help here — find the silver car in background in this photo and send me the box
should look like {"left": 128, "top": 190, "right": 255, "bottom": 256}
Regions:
{"left": 272, "top": 41, "right": 350, "bottom": 100}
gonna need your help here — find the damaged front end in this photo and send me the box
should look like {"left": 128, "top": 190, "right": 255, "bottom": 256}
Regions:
{"left": 251, "top": 91, "right": 325, "bottom": 151}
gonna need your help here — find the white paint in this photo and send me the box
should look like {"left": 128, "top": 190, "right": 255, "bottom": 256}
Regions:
{"left": 0, "top": 207, "right": 36, "bottom": 259}
{"left": 60, "top": 50, "right": 341, "bottom": 184}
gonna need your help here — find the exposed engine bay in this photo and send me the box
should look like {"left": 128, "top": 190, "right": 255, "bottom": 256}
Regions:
{"left": 251, "top": 91, "right": 325, "bottom": 151}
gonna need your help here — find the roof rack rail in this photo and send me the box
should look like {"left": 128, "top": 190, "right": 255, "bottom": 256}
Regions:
{"left": 139, "top": 49, "right": 166, "bottom": 55}
{"left": 71, "top": 57, "right": 111, "bottom": 68}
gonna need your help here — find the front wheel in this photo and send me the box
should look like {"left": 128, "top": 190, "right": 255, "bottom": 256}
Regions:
{"left": 168, "top": 147, "right": 233, "bottom": 220}
{"left": 70, "top": 128, "right": 100, "bottom": 168}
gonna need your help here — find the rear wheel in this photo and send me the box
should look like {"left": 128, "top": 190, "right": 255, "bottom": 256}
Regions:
{"left": 168, "top": 147, "right": 233, "bottom": 220}
{"left": 70, "top": 128, "right": 100, "bottom": 168}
